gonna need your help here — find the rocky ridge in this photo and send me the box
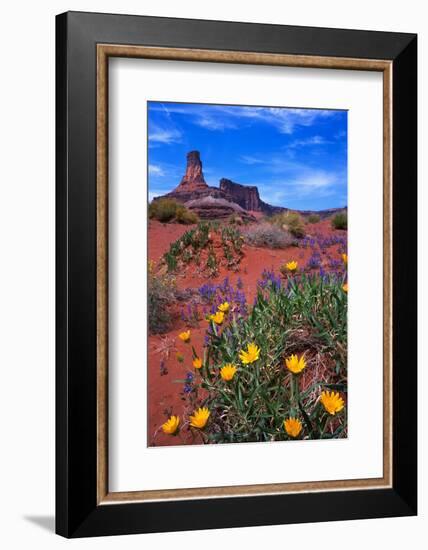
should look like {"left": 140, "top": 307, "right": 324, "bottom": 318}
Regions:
{"left": 154, "top": 150, "right": 345, "bottom": 221}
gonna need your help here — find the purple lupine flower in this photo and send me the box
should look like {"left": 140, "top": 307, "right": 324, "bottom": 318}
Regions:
{"left": 307, "top": 252, "right": 322, "bottom": 269}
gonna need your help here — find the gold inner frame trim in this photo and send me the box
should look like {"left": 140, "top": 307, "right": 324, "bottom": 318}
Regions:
{"left": 96, "top": 44, "right": 393, "bottom": 504}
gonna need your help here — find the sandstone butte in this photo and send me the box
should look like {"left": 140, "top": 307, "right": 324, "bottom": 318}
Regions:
{"left": 153, "top": 150, "right": 345, "bottom": 221}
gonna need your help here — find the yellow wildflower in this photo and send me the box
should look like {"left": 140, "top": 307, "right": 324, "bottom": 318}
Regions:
{"left": 220, "top": 364, "right": 237, "bottom": 381}
{"left": 162, "top": 415, "right": 180, "bottom": 435}
{"left": 286, "top": 260, "right": 298, "bottom": 272}
{"left": 320, "top": 390, "right": 345, "bottom": 415}
{"left": 285, "top": 354, "right": 306, "bottom": 374}
{"left": 218, "top": 302, "right": 230, "bottom": 313}
{"left": 284, "top": 417, "right": 302, "bottom": 438}
{"left": 178, "top": 330, "right": 191, "bottom": 343}
{"left": 189, "top": 407, "right": 210, "bottom": 429}
{"left": 209, "top": 311, "right": 225, "bottom": 325}
{"left": 193, "top": 357, "right": 203, "bottom": 369}
{"left": 342, "top": 283, "right": 348, "bottom": 293}
{"left": 342, "top": 253, "right": 348, "bottom": 265}
{"left": 239, "top": 342, "right": 260, "bottom": 365}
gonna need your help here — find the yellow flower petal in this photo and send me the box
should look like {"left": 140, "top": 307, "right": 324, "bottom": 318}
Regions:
{"left": 192, "top": 357, "right": 203, "bottom": 369}
{"left": 320, "top": 390, "right": 345, "bottom": 415}
{"left": 220, "top": 364, "right": 237, "bottom": 381}
{"left": 162, "top": 415, "right": 180, "bottom": 435}
{"left": 178, "top": 330, "right": 191, "bottom": 343}
{"left": 218, "top": 302, "right": 230, "bottom": 313}
{"left": 285, "top": 354, "right": 306, "bottom": 374}
{"left": 209, "top": 311, "right": 225, "bottom": 325}
{"left": 284, "top": 417, "right": 302, "bottom": 438}
{"left": 239, "top": 342, "right": 260, "bottom": 365}
{"left": 189, "top": 407, "right": 210, "bottom": 429}
{"left": 286, "top": 260, "right": 298, "bottom": 272}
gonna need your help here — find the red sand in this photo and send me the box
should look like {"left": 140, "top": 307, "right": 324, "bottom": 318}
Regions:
{"left": 147, "top": 219, "right": 346, "bottom": 446}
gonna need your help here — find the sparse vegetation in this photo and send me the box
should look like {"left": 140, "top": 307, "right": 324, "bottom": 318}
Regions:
{"left": 162, "top": 222, "right": 244, "bottom": 276}
{"left": 243, "top": 222, "right": 294, "bottom": 249}
{"left": 228, "top": 214, "right": 244, "bottom": 225}
{"left": 331, "top": 211, "right": 347, "bottom": 230}
{"left": 268, "top": 211, "right": 306, "bottom": 238}
{"left": 148, "top": 262, "right": 176, "bottom": 334}
{"left": 307, "top": 214, "right": 321, "bottom": 224}
{"left": 149, "top": 198, "right": 199, "bottom": 224}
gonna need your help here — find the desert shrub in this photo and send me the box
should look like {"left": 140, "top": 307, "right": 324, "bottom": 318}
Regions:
{"left": 149, "top": 198, "right": 178, "bottom": 222}
{"left": 331, "top": 212, "right": 347, "bottom": 230}
{"left": 148, "top": 266, "right": 176, "bottom": 334}
{"left": 175, "top": 205, "right": 199, "bottom": 224}
{"left": 228, "top": 214, "right": 243, "bottom": 226}
{"left": 163, "top": 222, "right": 243, "bottom": 274}
{"left": 176, "top": 271, "right": 347, "bottom": 444}
{"left": 149, "top": 198, "right": 198, "bottom": 224}
{"left": 307, "top": 214, "right": 321, "bottom": 224}
{"left": 243, "top": 223, "right": 294, "bottom": 249}
{"left": 269, "top": 211, "right": 306, "bottom": 238}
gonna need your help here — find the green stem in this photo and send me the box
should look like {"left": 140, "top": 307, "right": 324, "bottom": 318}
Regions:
{"left": 291, "top": 374, "right": 300, "bottom": 415}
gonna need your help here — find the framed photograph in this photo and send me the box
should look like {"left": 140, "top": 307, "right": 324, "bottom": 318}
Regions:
{"left": 56, "top": 11, "right": 417, "bottom": 537}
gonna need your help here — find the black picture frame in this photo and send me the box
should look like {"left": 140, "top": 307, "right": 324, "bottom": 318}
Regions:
{"left": 56, "top": 11, "right": 417, "bottom": 538}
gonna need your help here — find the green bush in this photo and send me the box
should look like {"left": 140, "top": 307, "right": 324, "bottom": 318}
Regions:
{"left": 185, "top": 272, "right": 347, "bottom": 444}
{"left": 243, "top": 223, "right": 294, "bottom": 249}
{"left": 269, "top": 211, "right": 306, "bottom": 238}
{"left": 149, "top": 198, "right": 177, "bottom": 222}
{"left": 149, "top": 198, "right": 199, "bottom": 224}
{"left": 331, "top": 212, "right": 347, "bottom": 230}
{"left": 307, "top": 214, "right": 321, "bottom": 224}
{"left": 175, "top": 205, "right": 199, "bottom": 224}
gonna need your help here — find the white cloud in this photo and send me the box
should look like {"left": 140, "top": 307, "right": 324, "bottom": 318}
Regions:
{"left": 289, "top": 135, "right": 333, "bottom": 148}
{"left": 194, "top": 115, "right": 236, "bottom": 131}
{"left": 240, "top": 155, "right": 265, "bottom": 165}
{"left": 289, "top": 172, "right": 337, "bottom": 193}
{"left": 237, "top": 164, "right": 346, "bottom": 206}
{"left": 235, "top": 107, "right": 336, "bottom": 135}
{"left": 148, "top": 164, "right": 165, "bottom": 176}
{"left": 149, "top": 103, "right": 339, "bottom": 135}
{"left": 148, "top": 123, "right": 181, "bottom": 145}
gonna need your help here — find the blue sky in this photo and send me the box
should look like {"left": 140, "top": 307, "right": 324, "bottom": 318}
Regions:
{"left": 147, "top": 101, "right": 347, "bottom": 210}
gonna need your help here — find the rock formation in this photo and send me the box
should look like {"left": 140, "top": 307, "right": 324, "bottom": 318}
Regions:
{"left": 173, "top": 151, "right": 208, "bottom": 192}
{"left": 184, "top": 196, "right": 256, "bottom": 221}
{"left": 152, "top": 151, "right": 345, "bottom": 221}
{"left": 219, "top": 179, "right": 260, "bottom": 211}
{"left": 219, "top": 178, "right": 282, "bottom": 215}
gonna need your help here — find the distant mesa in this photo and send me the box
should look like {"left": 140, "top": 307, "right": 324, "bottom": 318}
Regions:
{"left": 219, "top": 178, "right": 281, "bottom": 216}
{"left": 153, "top": 150, "right": 345, "bottom": 221}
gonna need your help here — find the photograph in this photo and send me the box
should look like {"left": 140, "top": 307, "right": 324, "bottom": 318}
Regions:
{"left": 147, "top": 101, "right": 348, "bottom": 446}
